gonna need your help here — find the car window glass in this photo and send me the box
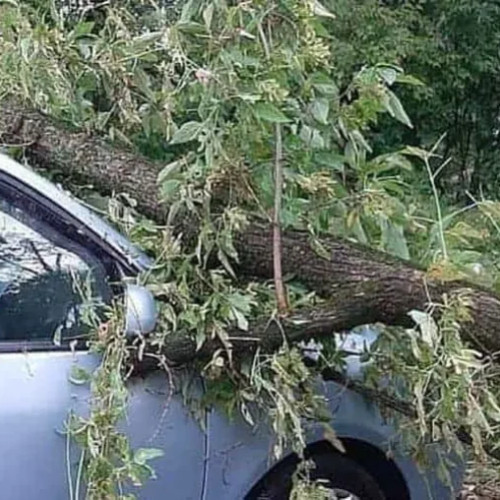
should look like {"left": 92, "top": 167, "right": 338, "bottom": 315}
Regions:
{"left": 0, "top": 194, "right": 112, "bottom": 343}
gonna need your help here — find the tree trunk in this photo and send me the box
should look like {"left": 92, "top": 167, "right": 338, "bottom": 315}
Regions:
{"left": 137, "top": 225, "right": 499, "bottom": 366}
{"left": 2, "top": 99, "right": 500, "bottom": 358}
{"left": 0, "top": 100, "right": 165, "bottom": 221}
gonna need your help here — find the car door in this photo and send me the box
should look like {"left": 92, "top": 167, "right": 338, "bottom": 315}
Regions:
{"left": 0, "top": 175, "right": 206, "bottom": 500}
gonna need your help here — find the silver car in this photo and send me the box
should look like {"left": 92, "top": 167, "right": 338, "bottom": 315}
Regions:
{"left": 0, "top": 153, "right": 463, "bottom": 499}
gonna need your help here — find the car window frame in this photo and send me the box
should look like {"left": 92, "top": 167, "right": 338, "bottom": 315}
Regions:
{"left": 0, "top": 173, "right": 132, "bottom": 353}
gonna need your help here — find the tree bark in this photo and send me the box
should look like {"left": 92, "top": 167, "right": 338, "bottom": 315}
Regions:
{"left": 235, "top": 225, "right": 500, "bottom": 354}
{"left": 2, "top": 99, "right": 500, "bottom": 358}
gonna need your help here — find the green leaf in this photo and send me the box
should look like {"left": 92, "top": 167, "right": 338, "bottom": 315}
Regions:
{"left": 77, "top": 71, "right": 98, "bottom": 93}
{"left": 131, "top": 31, "right": 163, "bottom": 47}
{"left": 312, "top": 0, "right": 336, "bottom": 19}
{"left": 380, "top": 217, "right": 409, "bottom": 259}
{"left": 344, "top": 137, "right": 359, "bottom": 169}
{"left": 158, "top": 159, "right": 183, "bottom": 184}
{"left": 180, "top": 0, "right": 197, "bottom": 22}
{"left": 72, "top": 21, "right": 95, "bottom": 39}
{"left": 232, "top": 307, "right": 248, "bottom": 331}
{"left": 176, "top": 22, "right": 207, "bottom": 35}
{"left": 310, "top": 130, "right": 325, "bottom": 149}
{"left": 310, "top": 236, "right": 330, "bottom": 260}
{"left": 368, "top": 152, "right": 413, "bottom": 173}
{"left": 129, "top": 463, "right": 155, "bottom": 486}
{"left": 225, "top": 48, "right": 260, "bottom": 68}
{"left": 217, "top": 249, "right": 236, "bottom": 278}
{"left": 351, "top": 218, "right": 368, "bottom": 245}
{"left": 203, "top": 3, "right": 214, "bottom": 31}
{"left": 254, "top": 103, "right": 290, "bottom": 123}
{"left": 383, "top": 89, "right": 413, "bottom": 128}
{"left": 311, "top": 73, "right": 338, "bottom": 96}
{"left": 322, "top": 423, "right": 345, "bottom": 453}
{"left": 299, "top": 125, "right": 324, "bottom": 149}
{"left": 20, "top": 38, "right": 31, "bottom": 63}
{"left": 350, "top": 130, "right": 372, "bottom": 153}
{"left": 227, "top": 292, "right": 253, "bottom": 314}
{"left": 396, "top": 74, "right": 425, "bottom": 86}
{"left": 408, "top": 310, "right": 438, "bottom": 347}
{"left": 240, "top": 401, "right": 254, "bottom": 426}
{"left": 69, "top": 365, "right": 91, "bottom": 386}
{"left": 170, "top": 121, "right": 204, "bottom": 144}
{"left": 160, "top": 179, "right": 182, "bottom": 199}
{"left": 378, "top": 67, "right": 398, "bottom": 86}
{"left": 314, "top": 151, "right": 345, "bottom": 171}
{"left": 402, "top": 146, "right": 429, "bottom": 162}
{"left": 53, "top": 325, "right": 63, "bottom": 347}
{"left": 133, "top": 448, "right": 164, "bottom": 466}
{"left": 238, "top": 93, "right": 261, "bottom": 103}
{"left": 109, "top": 127, "right": 133, "bottom": 147}
{"left": 133, "top": 68, "right": 155, "bottom": 101}
{"left": 310, "top": 98, "right": 329, "bottom": 125}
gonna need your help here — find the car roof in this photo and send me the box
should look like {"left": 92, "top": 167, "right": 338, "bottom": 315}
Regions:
{"left": 0, "top": 153, "right": 152, "bottom": 273}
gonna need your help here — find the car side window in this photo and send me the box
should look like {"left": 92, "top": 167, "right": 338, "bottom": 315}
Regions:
{"left": 0, "top": 189, "right": 113, "bottom": 343}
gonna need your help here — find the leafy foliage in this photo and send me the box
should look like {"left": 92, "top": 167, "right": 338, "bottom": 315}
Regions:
{"left": 66, "top": 308, "right": 164, "bottom": 500}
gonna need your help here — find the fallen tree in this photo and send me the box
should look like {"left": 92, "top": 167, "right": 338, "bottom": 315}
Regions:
{"left": 1, "top": 99, "right": 500, "bottom": 361}
{"left": 4, "top": 99, "right": 500, "bottom": 465}
{"left": 4, "top": 2, "right": 498, "bottom": 494}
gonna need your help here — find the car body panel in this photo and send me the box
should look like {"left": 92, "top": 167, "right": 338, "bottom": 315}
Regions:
{"left": 204, "top": 379, "right": 463, "bottom": 500}
{"left": 0, "top": 352, "right": 97, "bottom": 500}
{"left": 0, "top": 351, "right": 206, "bottom": 500}
{"left": 125, "top": 371, "right": 206, "bottom": 500}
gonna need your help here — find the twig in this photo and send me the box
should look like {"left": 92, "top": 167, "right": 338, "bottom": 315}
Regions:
{"left": 75, "top": 450, "right": 85, "bottom": 500}
{"left": 258, "top": 13, "right": 288, "bottom": 314}
{"left": 273, "top": 123, "right": 288, "bottom": 314}
{"left": 257, "top": 21, "right": 271, "bottom": 60}
{"left": 424, "top": 152, "right": 448, "bottom": 260}
{"left": 143, "top": 352, "right": 175, "bottom": 445}
{"left": 66, "top": 426, "right": 74, "bottom": 500}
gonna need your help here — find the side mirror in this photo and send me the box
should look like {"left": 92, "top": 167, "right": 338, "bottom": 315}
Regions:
{"left": 124, "top": 284, "right": 157, "bottom": 337}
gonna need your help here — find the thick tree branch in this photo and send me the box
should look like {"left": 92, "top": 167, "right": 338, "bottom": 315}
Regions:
{"left": 2, "top": 99, "right": 500, "bottom": 358}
